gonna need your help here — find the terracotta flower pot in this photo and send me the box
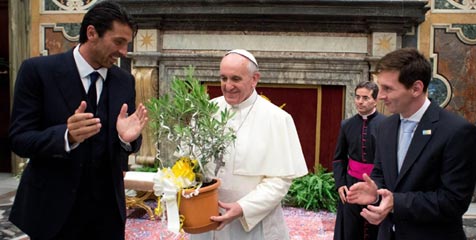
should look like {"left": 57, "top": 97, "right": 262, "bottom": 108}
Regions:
{"left": 179, "top": 178, "right": 221, "bottom": 234}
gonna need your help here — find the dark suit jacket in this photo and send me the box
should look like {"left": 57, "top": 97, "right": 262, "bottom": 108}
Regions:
{"left": 8, "top": 49, "right": 142, "bottom": 239}
{"left": 371, "top": 102, "right": 476, "bottom": 240}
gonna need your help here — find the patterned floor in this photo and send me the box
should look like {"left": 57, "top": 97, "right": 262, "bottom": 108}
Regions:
{"left": 0, "top": 193, "right": 335, "bottom": 240}
{"left": 125, "top": 206, "right": 336, "bottom": 240}
{"left": 0, "top": 191, "right": 27, "bottom": 240}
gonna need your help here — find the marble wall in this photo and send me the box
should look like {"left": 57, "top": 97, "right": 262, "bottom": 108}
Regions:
{"left": 14, "top": 0, "right": 476, "bottom": 171}
{"left": 433, "top": 26, "right": 476, "bottom": 123}
{"left": 420, "top": 0, "right": 476, "bottom": 123}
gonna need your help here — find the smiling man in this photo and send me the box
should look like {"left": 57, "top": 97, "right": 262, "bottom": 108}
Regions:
{"left": 191, "top": 49, "right": 308, "bottom": 240}
{"left": 8, "top": 1, "right": 148, "bottom": 239}
{"left": 346, "top": 48, "right": 476, "bottom": 240}
{"left": 332, "top": 81, "right": 385, "bottom": 240}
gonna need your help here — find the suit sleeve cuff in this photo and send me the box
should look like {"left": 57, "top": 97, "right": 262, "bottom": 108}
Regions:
{"left": 119, "top": 134, "right": 132, "bottom": 151}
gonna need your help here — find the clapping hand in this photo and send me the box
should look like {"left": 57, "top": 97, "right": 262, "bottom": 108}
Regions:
{"left": 116, "top": 103, "right": 148, "bottom": 143}
{"left": 67, "top": 101, "right": 101, "bottom": 144}
{"left": 347, "top": 173, "right": 394, "bottom": 225}
{"left": 346, "top": 173, "right": 378, "bottom": 205}
{"left": 361, "top": 189, "right": 394, "bottom": 225}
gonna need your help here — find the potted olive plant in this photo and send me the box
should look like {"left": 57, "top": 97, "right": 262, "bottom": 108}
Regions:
{"left": 146, "top": 66, "right": 235, "bottom": 234}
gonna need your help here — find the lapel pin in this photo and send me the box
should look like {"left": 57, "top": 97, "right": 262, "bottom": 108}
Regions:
{"left": 422, "top": 129, "right": 432, "bottom": 135}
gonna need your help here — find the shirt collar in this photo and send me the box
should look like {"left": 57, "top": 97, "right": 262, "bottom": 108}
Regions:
{"left": 400, "top": 98, "right": 431, "bottom": 123}
{"left": 73, "top": 44, "right": 108, "bottom": 81}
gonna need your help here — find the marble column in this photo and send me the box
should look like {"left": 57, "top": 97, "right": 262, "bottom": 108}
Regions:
{"left": 9, "top": 0, "right": 31, "bottom": 175}
{"left": 131, "top": 56, "right": 158, "bottom": 166}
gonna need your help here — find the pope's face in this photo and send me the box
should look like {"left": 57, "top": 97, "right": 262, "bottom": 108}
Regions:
{"left": 88, "top": 21, "right": 132, "bottom": 69}
{"left": 354, "top": 87, "right": 377, "bottom": 116}
{"left": 377, "top": 70, "right": 414, "bottom": 116}
{"left": 219, "top": 54, "right": 259, "bottom": 106}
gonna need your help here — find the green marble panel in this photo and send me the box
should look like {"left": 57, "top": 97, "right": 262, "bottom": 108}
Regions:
{"left": 453, "top": 24, "right": 476, "bottom": 40}
{"left": 434, "top": 0, "right": 459, "bottom": 10}
{"left": 44, "top": 0, "right": 60, "bottom": 11}
{"left": 428, "top": 77, "right": 450, "bottom": 107}
{"left": 56, "top": 23, "right": 81, "bottom": 38}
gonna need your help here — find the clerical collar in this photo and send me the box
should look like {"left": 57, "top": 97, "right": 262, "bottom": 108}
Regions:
{"left": 230, "top": 90, "right": 258, "bottom": 110}
{"left": 359, "top": 108, "right": 377, "bottom": 120}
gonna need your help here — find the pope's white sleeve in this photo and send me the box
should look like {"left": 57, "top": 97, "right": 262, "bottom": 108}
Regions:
{"left": 237, "top": 176, "right": 292, "bottom": 231}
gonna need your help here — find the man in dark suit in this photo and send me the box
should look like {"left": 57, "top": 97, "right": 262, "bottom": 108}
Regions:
{"left": 8, "top": 1, "right": 148, "bottom": 239}
{"left": 346, "top": 48, "right": 476, "bottom": 240}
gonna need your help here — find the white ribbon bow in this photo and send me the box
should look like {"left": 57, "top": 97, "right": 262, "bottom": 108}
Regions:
{"left": 153, "top": 170, "right": 181, "bottom": 234}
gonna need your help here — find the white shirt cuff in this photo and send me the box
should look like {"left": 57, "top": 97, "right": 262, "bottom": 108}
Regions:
{"left": 64, "top": 129, "right": 79, "bottom": 152}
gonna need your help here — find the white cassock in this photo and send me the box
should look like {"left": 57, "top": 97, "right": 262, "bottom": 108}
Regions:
{"left": 191, "top": 90, "right": 308, "bottom": 240}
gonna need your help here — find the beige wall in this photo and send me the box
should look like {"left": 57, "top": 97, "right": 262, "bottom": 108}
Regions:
{"left": 8, "top": 0, "right": 476, "bottom": 173}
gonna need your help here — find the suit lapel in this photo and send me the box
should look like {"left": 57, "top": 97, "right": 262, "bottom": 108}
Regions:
{"left": 56, "top": 49, "right": 84, "bottom": 114}
{"left": 385, "top": 115, "right": 400, "bottom": 189}
{"left": 396, "top": 103, "right": 439, "bottom": 186}
{"left": 105, "top": 69, "right": 118, "bottom": 159}
{"left": 106, "top": 67, "right": 126, "bottom": 135}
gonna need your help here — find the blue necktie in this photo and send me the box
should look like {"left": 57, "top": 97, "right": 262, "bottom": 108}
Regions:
{"left": 397, "top": 119, "right": 417, "bottom": 173}
{"left": 88, "top": 71, "right": 100, "bottom": 114}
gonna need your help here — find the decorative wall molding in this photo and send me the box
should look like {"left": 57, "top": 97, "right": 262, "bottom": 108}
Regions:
{"left": 372, "top": 32, "right": 398, "bottom": 57}
{"left": 40, "top": 23, "right": 79, "bottom": 56}
{"left": 429, "top": 55, "right": 452, "bottom": 108}
{"left": 432, "top": 0, "right": 476, "bottom": 13}
{"left": 129, "top": 51, "right": 368, "bottom": 119}
{"left": 122, "top": 0, "right": 428, "bottom": 122}
{"left": 42, "top": 0, "right": 97, "bottom": 13}
{"left": 134, "top": 29, "right": 158, "bottom": 52}
{"left": 131, "top": 67, "right": 158, "bottom": 163}
{"left": 447, "top": 24, "right": 476, "bottom": 44}
{"left": 430, "top": 24, "right": 476, "bottom": 121}
{"left": 429, "top": 24, "right": 453, "bottom": 107}
{"left": 162, "top": 33, "right": 368, "bottom": 53}
{"left": 115, "top": 0, "right": 428, "bottom": 34}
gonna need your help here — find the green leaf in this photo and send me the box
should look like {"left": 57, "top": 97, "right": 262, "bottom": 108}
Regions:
{"left": 283, "top": 164, "right": 338, "bottom": 212}
{"left": 145, "top": 66, "right": 236, "bottom": 182}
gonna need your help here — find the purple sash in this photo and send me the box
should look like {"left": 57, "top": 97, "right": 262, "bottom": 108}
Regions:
{"left": 347, "top": 158, "right": 374, "bottom": 180}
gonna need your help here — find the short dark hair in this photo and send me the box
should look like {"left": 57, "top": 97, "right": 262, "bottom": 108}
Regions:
{"left": 355, "top": 81, "right": 379, "bottom": 100}
{"left": 79, "top": 1, "right": 137, "bottom": 44}
{"left": 376, "top": 48, "right": 432, "bottom": 92}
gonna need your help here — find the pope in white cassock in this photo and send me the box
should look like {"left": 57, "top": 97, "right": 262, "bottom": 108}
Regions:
{"left": 191, "top": 49, "right": 309, "bottom": 240}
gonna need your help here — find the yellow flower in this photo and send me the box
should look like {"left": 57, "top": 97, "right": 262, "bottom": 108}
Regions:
{"left": 172, "top": 156, "right": 197, "bottom": 183}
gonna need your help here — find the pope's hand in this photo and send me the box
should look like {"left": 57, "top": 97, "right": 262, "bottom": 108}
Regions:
{"left": 116, "top": 103, "right": 148, "bottom": 143}
{"left": 210, "top": 201, "right": 243, "bottom": 230}
{"left": 67, "top": 101, "right": 101, "bottom": 144}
